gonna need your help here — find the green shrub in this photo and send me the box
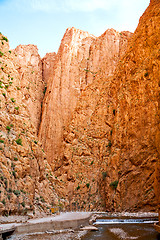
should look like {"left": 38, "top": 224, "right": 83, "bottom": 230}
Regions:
{"left": 6, "top": 126, "right": 11, "bottom": 131}
{"left": 15, "top": 138, "right": 22, "bottom": 145}
{"left": 0, "top": 140, "right": 4, "bottom": 143}
{"left": 86, "top": 183, "right": 90, "bottom": 188}
{"left": 12, "top": 170, "right": 16, "bottom": 178}
{"left": 113, "top": 109, "right": 116, "bottom": 116}
{"left": 14, "top": 157, "right": 18, "bottom": 161}
{"left": 8, "top": 188, "right": 12, "bottom": 193}
{"left": 102, "top": 172, "right": 107, "bottom": 179}
{"left": 108, "top": 140, "right": 112, "bottom": 147}
{"left": 21, "top": 201, "right": 25, "bottom": 207}
{"left": 4, "top": 180, "right": 7, "bottom": 188}
{"left": 11, "top": 98, "right": 15, "bottom": 103}
{"left": 40, "top": 196, "right": 45, "bottom": 203}
{"left": 76, "top": 185, "right": 80, "bottom": 190}
{"left": 144, "top": 72, "right": 149, "bottom": 77}
{"left": 2, "top": 93, "right": 5, "bottom": 97}
{"left": 2, "top": 36, "right": 8, "bottom": 42}
{"left": 13, "top": 189, "right": 20, "bottom": 196}
{"left": 0, "top": 51, "right": 4, "bottom": 57}
{"left": 43, "top": 86, "right": 47, "bottom": 94}
{"left": 15, "top": 106, "right": 19, "bottom": 110}
{"left": 0, "top": 175, "right": 4, "bottom": 181}
{"left": 1, "top": 199, "right": 5, "bottom": 205}
{"left": 9, "top": 50, "right": 11, "bottom": 54}
{"left": 90, "top": 161, "right": 94, "bottom": 165}
{"left": 110, "top": 180, "right": 118, "bottom": 190}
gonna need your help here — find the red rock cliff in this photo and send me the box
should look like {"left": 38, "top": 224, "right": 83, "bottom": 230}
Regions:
{"left": 39, "top": 27, "right": 132, "bottom": 170}
{"left": 49, "top": 0, "right": 160, "bottom": 212}
{"left": 0, "top": 37, "right": 63, "bottom": 215}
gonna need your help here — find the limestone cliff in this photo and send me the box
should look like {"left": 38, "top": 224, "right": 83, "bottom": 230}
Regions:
{"left": 0, "top": 37, "right": 64, "bottom": 215}
{"left": 39, "top": 27, "right": 132, "bottom": 169}
{"left": 13, "top": 45, "right": 45, "bottom": 133}
{"left": 49, "top": 0, "right": 159, "bottom": 212}
{"left": 0, "top": 0, "right": 159, "bottom": 216}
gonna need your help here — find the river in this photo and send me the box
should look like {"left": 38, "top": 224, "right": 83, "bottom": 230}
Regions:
{"left": 6, "top": 214, "right": 160, "bottom": 240}
{"left": 82, "top": 217, "right": 160, "bottom": 240}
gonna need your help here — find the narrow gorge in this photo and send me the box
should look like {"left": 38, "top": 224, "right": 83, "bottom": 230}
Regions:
{"left": 0, "top": 0, "right": 160, "bottom": 223}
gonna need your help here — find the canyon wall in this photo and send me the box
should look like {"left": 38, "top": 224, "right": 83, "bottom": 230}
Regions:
{"left": 0, "top": 37, "right": 64, "bottom": 215}
{"left": 0, "top": 0, "right": 159, "bottom": 216}
{"left": 46, "top": 0, "right": 159, "bottom": 212}
{"left": 39, "top": 27, "right": 132, "bottom": 169}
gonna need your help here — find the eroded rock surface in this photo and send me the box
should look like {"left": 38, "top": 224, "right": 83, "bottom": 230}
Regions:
{"left": 39, "top": 27, "right": 132, "bottom": 170}
{"left": 0, "top": 37, "right": 64, "bottom": 215}
{"left": 0, "top": 0, "right": 159, "bottom": 216}
{"left": 51, "top": 0, "right": 160, "bottom": 212}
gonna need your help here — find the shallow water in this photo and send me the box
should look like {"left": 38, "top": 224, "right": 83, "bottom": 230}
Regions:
{"left": 82, "top": 218, "right": 160, "bottom": 240}
{"left": 6, "top": 216, "right": 160, "bottom": 240}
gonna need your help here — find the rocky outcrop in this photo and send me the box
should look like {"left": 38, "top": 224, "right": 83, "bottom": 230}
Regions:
{"left": 0, "top": 35, "right": 64, "bottom": 215}
{"left": 42, "top": 52, "right": 56, "bottom": 85}
{"left": 39, "top": 27, "right": 132, "bottom": 168}
{"left": 50, "top": 0, "right": 159, "bottom": 212}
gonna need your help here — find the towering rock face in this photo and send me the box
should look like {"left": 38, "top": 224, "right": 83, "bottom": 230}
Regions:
{"left": 39, "top": 27, "right": 132, "bottom": 168}
{"left": 106, "top": 0, "right": 160, "bottom": 211}
{"left": 0, "top": 0, "right": 159, "bottom": 216}
{"left": 39, "top": 27, "right": 95, "bottom": 167}
{"left": 14, "top": 45, "right": 45, "bottom": 133}
{"left": 51, "top": 0, "right": 160, "bottom": 212}
{"left": 0, "top": 36, "right": 62, "bottom": 215}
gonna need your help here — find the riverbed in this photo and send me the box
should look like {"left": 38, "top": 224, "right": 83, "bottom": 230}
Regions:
{"left": 5, "top": 212, "right": 160, "bottom": 240}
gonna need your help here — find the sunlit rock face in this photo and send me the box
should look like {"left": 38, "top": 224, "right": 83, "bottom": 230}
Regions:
{"left": 0, "top": 0, "right": 159, "bottom": 216}
{"left": 38, "top": 27, "right": 132, "bottom": 171}
{"left": 0, "top": 38, "right": 61, "bottom": 215}
{"left": 42, "top": 52, "right": 56, "bottom": 86}
{"left": 42, "top": 0, "right": 159, "bottom": 212}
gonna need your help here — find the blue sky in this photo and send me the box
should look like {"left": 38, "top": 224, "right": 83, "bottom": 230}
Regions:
{"left": 0, "top": 0, "right": 150, "bottom": 57}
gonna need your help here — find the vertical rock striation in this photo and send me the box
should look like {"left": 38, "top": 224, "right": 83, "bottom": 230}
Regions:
{"left": 50, "top": 0, "right": 160, "bottom": 212}
{"left": 39, "top": 27, "right": 132, "bottom": 170}
{"left": 0, "top": 37, "right": 61, "bottom": 215}
{"left": 14, "top": 45, "right": 45, "bottom": 133}
{"left": 42, "top": 52, "right": 56, "bottom": 86}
